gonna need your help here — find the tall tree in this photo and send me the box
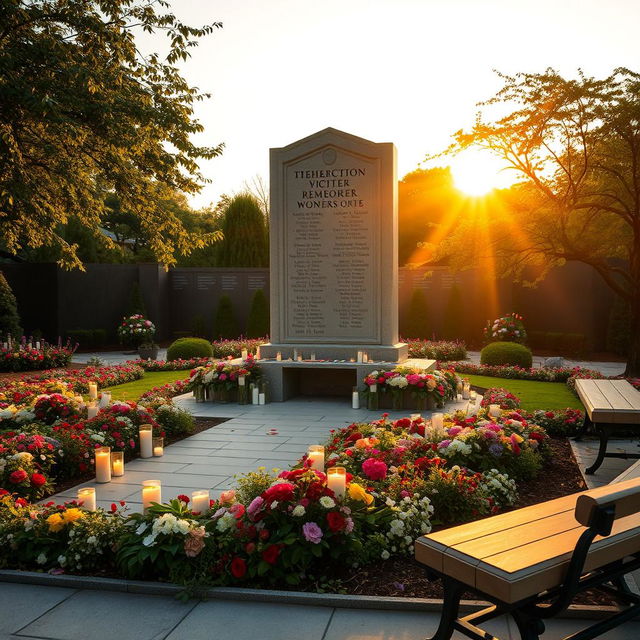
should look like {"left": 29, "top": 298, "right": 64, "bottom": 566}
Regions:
{"left": 0, "top": 0, "right": 223, "bottom": 269}
{"left": 436, "top": 68, "right": 640, "bottom": 375}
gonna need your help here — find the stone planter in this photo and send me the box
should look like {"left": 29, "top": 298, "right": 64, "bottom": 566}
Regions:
{"left": 138, "top": 345, "right": 159, "bottom": 360}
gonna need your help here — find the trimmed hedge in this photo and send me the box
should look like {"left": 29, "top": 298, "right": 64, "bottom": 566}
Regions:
{"left": 66, "top": 329, "right": 107, "bottom": 349}
{"left": 166, "top": 337, "right": 214, "bottom": 361}
{"left": 480, "top": 341, "right": 533, "bottom": 368}
{"left": 527, "top": 331, "right": 587, "bottom": 358}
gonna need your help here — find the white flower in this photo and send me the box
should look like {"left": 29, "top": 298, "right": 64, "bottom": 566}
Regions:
{"left": 86, "top": 536, "right": 98, "bottom": 545}
{"left": 216, "top": 512, "right": 236, "bottom": 532}
{"left": 57, "top": 555, "right": 67, "bottom": 567}
{"left": 292, "top": 505, "right": 306, "bottom": 517}
{"left": 381, "top": 550, "right": 390, "bottom": 560}
{"left": 142, "top": 534, "right": 156, "bottom": 547}
{"left": 319, "top": 496, "right": 335, "bottom": 509}
{"left": 36, "top": 553, "right": 47, "bottom": 565}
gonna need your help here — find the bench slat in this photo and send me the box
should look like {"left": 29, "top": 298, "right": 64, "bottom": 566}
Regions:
{"left": 575, "top": 379, "right": 640, "bottom": 423}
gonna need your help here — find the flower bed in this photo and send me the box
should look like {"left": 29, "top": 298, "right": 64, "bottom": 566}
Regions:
{"left": 0, "top": 342, "right": 76, "bottom": 372}
{"left": 130, "top": 357, "right": 215, "bottom": 371}
{"left": 210, "top": 338, "right": 265, "bottom": 359}
{"left": 480, "top": 387, "right": 521, "bottom": 410}
{"left": 403, "top": 339, "right": 467, "bottom": 362}
{"left": 188, "top": 357, "right": 262, "bottom": 402}
{"left": 0, "top": 408, "right": 551, "bottom": 590}
{"left": 22, "top": 364, "right": 144, "bottom": 392}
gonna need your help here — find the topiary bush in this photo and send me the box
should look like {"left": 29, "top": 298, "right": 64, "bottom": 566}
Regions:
{"left": 246, "top": 289, "right": 269, "bottom": 338}
{"left": 402, "top": 289, "right": 431, "bottom": 339}
{"left": 480, "top": 341, "right": 533, "bottom": 368}
{"left": 213, "top": 294, "right": 239, "bottom": 339}
{"left": 166, "top": 337, "right": 213, "bottom": 361}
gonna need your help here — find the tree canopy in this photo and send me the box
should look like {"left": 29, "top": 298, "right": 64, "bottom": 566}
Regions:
{"left": 433, "top": 68, "right": 640, "bottom": 373}
{"left": 0, "top": 0, "right": 223, "bottom": 269}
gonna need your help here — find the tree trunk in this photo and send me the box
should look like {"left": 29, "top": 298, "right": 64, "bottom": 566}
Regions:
{"left": 625, "top": 257, "right": 640, "bottom": 377}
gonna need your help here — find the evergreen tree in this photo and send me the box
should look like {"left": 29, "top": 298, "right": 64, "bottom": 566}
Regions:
{"left": 216, "top": 194, "right": 269, "bottom": 267}
{"left": 213, "top": 295, "right": 239, "bottom": 339}
{"left": 246, "top": 289, "right": 270, "bottom": 338}
{"left": 0, "top": 272, "right": 22, "bottom": 338}
{"left": 401, "top": 289, "right": 431, "bottom": 339}
{"left": 442, "top": 284, "right": 464, "bottom": 340}
{"left": 126, "top": 281, "right": 147, "bottom": 317}
{"left": 607, "top": 295, "right": 632, "bottom": 356}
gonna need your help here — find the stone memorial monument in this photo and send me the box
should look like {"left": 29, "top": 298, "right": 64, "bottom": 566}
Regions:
{"left": 261, "top": 127, "right": 408, "bottom": 362}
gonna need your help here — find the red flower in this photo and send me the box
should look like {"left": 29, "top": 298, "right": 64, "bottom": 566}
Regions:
{"left": 15, "top": 497, "right": 28, "bottom": 507}
{"left": 262, "top": 482, "right": 295, "bottom": 503}
{"left": 326, "top": 511, "right": 346, "bottom": 533}
{"left": 9, "top": 469, "right": 28, "bottom": 484}
{"left": 110, "top": 503, "right": 117, "bottom": 513}
{"left": 262, "top": 544, "right": 281, "bottom": 565}
{"left": 361, "top": 458, "right": 388, "bottom": 481}
{"left": 30, "top": 473, "right": 47, "bottom": 488}
{"left": 177, "top": 494, "right": 190, "bottom": 503}
{"left": 231, "top": 556, "right": 247, "bottom": 578}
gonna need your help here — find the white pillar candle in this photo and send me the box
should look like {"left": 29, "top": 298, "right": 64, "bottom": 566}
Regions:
{"left": 431, "top": 413, "right": 444, "bottom": 430}
{"left": 98, "top": 391, "right": 111, "bottom": 408}
{"left": 87, "top": 402, "right": 98, "bottom": 419}
{"left": 307, "top": 445, "right": 324, "bottom": 471}
{"left": 489, "top": 404, "right": 502, "bottom": 418}
{"left": 95, "top": 446, "right": 111, "bottom": 483}
{"left": 370, "top": 383, "right": 377, "bottom": 393}
{"left": 256, "top": 346, "right": 261, "bottom": 359}
{"left": 351, "top": 388, "right": 360, "bottom": 409}
{"left": 142, "top": 480, "right": 161, "bottom": 513}
{"left": 462, "top": 382, "right": 470, "bottom": 399}
{"left": 252, "top": 385, "right": 259, "bottom": 404}
{"left": 362, "top": 352, "right": 368, "bottom": 363}
{"left": 258, "top": 391, "right": 266, "bottom": 405}
{"left": 111, "top": 452, "right": 124, "bottom": 477}
{"left": 310, "top": 352, "right": 316, "bottom": 361}
{"left": 456, "top": 393, "right": 463, "bottom": 402}
{"left": 238, "top": 375, "right": 246, "bottom": 386}
{"left": 241, "top": 348, "right": 248, "bottom": 360}
{"left": 293, "top": 349, "right": 298, "bottom": 360}
{"left": 191, "top": 490, "right": 210, "bottom": 514}
{"left": 296, "top": 353, "right": 303, "bottom": 362}
{"left": 475, "top": 395, "right": 483, "bottom": 408}
{"left": 357, "top": 350, "right": 363, "bottom": 363}
{"left": 35, "top": 341, "right": 41, "bottom": 350}
{"left": 139, "top": 425, "right": 153, "bottom": 458}
{"left": 469, "top": 390, "right": 477, "bottom": 402}
{"left": 327, "top": 466, "right": 346, "bottom": 499}
{"left": 88, "top": 383, "right": 98, "bottom": 401}
{"left": 276, "top": 351, "right": 282, "bottom": 361}
{"left": 77, "top": 487, "right": 96, "bottom": 511}
{"left": 153, "top": 437, "right": 164, "bottom": 457}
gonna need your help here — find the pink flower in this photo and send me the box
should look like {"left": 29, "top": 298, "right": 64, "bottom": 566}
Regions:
{"left": 362, "top": 458, "right": 388, "bottom": 481}
{"left": 302, "top": 521, "right": 323, "bottom": 544}
{"left": 247, "top": 496, "right": 264, "bottom": 520}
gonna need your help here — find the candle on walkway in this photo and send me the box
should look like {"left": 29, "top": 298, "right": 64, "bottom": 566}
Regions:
{"left": 153, "top": 437, "right": 164, "bottom": 457}
{"left": 77, "top": 487, "right": 96, "bottom": 511}
{"left": 95, "top": 446, "right": 111, "bottom": 483}
{"left": 351, "top": 387, "right": 360, "bottom": 409}
{"left": 142, "top": 480, "right": 161, "bottom": 513}
{"left": 462, "top": 382, "right": 470, "bottom": 399}
{"left": 111, "top": 451, "right": 124, "bottom": 477}
{"left": 191, "top": 490, "right": 210, "bottom": 514}
{"left": 327, "top": 467, "right": 346, "bottom": 499}
{"left": 307, "top": 445, "right": 324, "bottom": 471}
{"left": 139, "top": 424, "right": 153, "bottom": 458}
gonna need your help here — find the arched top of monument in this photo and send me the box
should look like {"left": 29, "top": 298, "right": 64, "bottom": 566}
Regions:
{"left": 273, "top": 127, "right": 395, "bottom": 155}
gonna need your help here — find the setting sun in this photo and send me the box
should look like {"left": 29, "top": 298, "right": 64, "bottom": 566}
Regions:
{"left": 450, "top": 149, "right": 516, "bottom": 196}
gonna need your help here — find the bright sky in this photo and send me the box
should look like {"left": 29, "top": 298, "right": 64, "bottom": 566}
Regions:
{"left": 147, "top": 0, "right": 640, "bottom": 208}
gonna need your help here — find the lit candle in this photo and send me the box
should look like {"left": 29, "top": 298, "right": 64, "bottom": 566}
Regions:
{"left": 98, "top": 391, "right": 111, "bottom": 408}
{"left": 256, "top": 346, "right": 261, "bottom": 359}
{"left": 370, "top": 383, "right": 377, "bottom": 393}
{"left": 153, "top": 437, "right": 164, "bottom": 457}
{"left": 77, "top": 487, "right": 96, "bottom": 511}
{"left": 95, "top": 446, "right": 111, "bottom": 483}
{"left": 357, "top": 350, "right": 363, "bottom": 363}
{"left": 276, "top": 351, "right": 282, "bottom": 361}
{"left": 252, "top": 384, "right": 259, "bottom": 404}
{"left": 88, "top": 383, "right": 98, "bottom": 401}
{"left": 456, "top": 393, "right": 463, "bottom": 402}
{"left": 111, "top": 451, "right": 124, "bottom": 477}
{"left": 462, "top": 382, "right": 470, "bottom": 399}
{"left": 296, "top": 353, "right": 303, "bottom": 362}
{"left": 191, "top": 490, "right": 210, "bottom": 514}
{"left": 307, "top": 445, "right": 324, "bottom": 471}
{"left": 351, "top": 387, "right": 360, "bottom": 409}
{"left": 35, "top": 341, "right": 41, "bottom": 350}
{"left": 327, "top": 467, "right": 346, "bottom": 499}
{"left": 469, "top": 390, "right": 477, "bottom": 402}
{"left": 142, "top": 480, "right": 161, "bottom": 513}
{"left": 489, "top": 404, "right": 502, "bottom": 418}
{"left": 431, "top": 413, "right": 444, "bottom": 430}
{"left": 139, "top": 424, "right": 153, "bottom": 458}
{"left": 258, "top": 391, "right": 266, "bottom": 405}
{"left": 238, "top": 375, "right": 246, "bottom": 386}
{"left": 362, "top": 352, "right": 368, "bottom": 363}
{"left": 241, "top": 348, "right": 248, "bottom": 360}
{"left": 87, "top": 402, "right": 98, "bottom": 419}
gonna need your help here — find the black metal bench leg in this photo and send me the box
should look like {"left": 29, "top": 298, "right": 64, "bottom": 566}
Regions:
{"left": 511, "top": 609, "right": 545, "bottom": 640}
{"left": 585, "top": 424, "right": 610, "bottom": 475}
{"left": 427, "top": 577, "right": 465, "bottom": 640}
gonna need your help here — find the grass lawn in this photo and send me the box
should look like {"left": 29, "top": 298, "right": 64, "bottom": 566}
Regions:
{"left": 105, "top": 370, "right": 190, "bottom": 401}
{"left": 466, "top": 374, "right": 585, "bottom": 412}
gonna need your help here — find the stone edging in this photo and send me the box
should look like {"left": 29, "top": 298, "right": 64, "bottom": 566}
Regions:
{"left": 0, "top": 570, "right": 618, "bottom": 620}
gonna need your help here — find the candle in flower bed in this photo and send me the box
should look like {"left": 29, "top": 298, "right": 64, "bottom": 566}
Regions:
{"left": 307, "top": 445, "right": 324, "bottom": 471}
{"left": 87, "top": 402, "right": 98, "bottom": 419}
{"left": 327, "top": 466, "right": 346, "bottom": 498}
{"left": 142, "top": 480, "right": 161, "bottom": 513}
{"left": 351, "top": 387, "right": 360, "bottom": 409}
{"left": 462, "top": 382, "right": 470, "bottom": 399}
{"left": 191, "top": 490, "right": 210, "bottom": 514}
{"left": 77, "top": 487, "right": 96, "bottom": 511}
{"left": 88, "top": 383, "right": 98, "bottom": 401}
{"left": 153, "top": 437, "right": 164, "bottom": 457}
{"left": 431, "top": 413, "right": 444, "bottom": 430}
{"left": 139, "top": 424, "right": 153, "bottom": 458}
{"left": 489, "top": 404, "right": 501, "bottom": 418}
{"left": 111, "top": 451, "right": 124, "bottom": 476}
{"left": 95, "top": 447, "right": 111, "bottom": 483}
{"left": 241, "top": 348, "right": 248, "bottom": 360}
{"left": 98, "top": 391, "right": 111, "bottom": 408}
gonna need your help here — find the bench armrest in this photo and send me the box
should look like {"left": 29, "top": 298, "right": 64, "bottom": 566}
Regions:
{"left": 575, "top": 477, "right": 640, "bottom": 529}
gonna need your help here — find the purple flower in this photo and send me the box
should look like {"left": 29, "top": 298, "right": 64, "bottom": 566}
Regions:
{"left": 489, "top": 443, "right": 504, "bottom": 457}
{"left": 247, "top": 496, "right": 264, "bottom": 520}
{"left": 302, "top": 521, "right": 323, "bottom": 544}
{"left": 438, "top": 439, "right": 452, "bottom": 449}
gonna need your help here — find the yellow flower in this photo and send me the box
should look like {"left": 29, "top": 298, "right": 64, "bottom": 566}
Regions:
{"left": 348, "top": 483, "right": 374, "bottom": 505}
{"left": 511, "top": 434, "right": 524, "bottom": 444}
{"left": 46, "top": 513, "right": 65, "bottom": 532}
{"left": 62, "top": 508, "right": 84, "bottom": 524}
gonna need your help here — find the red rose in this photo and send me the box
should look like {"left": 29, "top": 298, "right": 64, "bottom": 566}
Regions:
{"left": 259, "top": 529, "right": 270, "bottom": 541}
{"left": 30, "top": 473, "right": 47, "bottom": 488}
{"left": 231, "top": 556, "right": 247, "bottom": 578}
{"left": 245, "top": 542, "right": 256, "bottom": 554}
{"left": 15, "top": 497, "right": 28, "bottom": 507}
{"left": 361, "top": 458, "right": 388, "bottom": 481}
{"left": 9, "top": 469, "right": 28, "bottom": 484}
{"left": 261, "top": 544, "right": 281, "bottom": 565}
{"left": 177, "top": 494, "right": 190, "bottom": 503}
{"left": 326, "top": 511, "right": 346, "bottom": 533}
{"left": 262, "top": 482, "right": 295, "bottom": 503}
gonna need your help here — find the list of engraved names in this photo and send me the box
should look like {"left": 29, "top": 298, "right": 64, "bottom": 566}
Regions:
{"left": 285, "top": 158, "right": 378, "bottom": 341}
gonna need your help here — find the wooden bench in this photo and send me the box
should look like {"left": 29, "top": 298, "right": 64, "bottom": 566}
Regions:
{"left": 574, "top": 378, "right": 640, "bottom": 474}
{"left": 415, "top": 477, "right": 640, "bottom": 640}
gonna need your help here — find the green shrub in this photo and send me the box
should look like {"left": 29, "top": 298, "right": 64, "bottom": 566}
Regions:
{"left": 246, "top": 289, "right": 269, "bottom": 338}
{"left": 402, "top": 289, "right": 431, "bottom": 339}
{"left": 155, "top": 406, "right": 195, "bottom": 436}
{"left": 442, "top": 284, "right": 464, "bottom": 340}
{"left": 607, "top": 295, "right": 631, "bottom": 356}
{"left": 213, "top": 294, "right": 239, "bottom": 339}
{"left": 166, "top": 337, "right": 213, "bottom": 361}
{"left": 480, "top": 341, "right": 533, "bottom": 368}
{"left": 0, "top": 271, "right": 22, "bottom": 338}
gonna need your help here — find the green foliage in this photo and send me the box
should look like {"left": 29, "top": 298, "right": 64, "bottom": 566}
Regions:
{"left": 66, "top": 329, "right": 107, "bottom": 349}
{"left": 607, "top": 295, "right": 632, "bottom": 356}
{"left": 191, "top": 314, "right": 207, "bottom": 338}
{"left": 213, "top": 295, "right": 239, "bottom": 339}
{"left": 127, "top": 282, "right": 147, "bottom": 317}
{"left": 246, "top": 289, "right": 269, "bottom": 338}
{"left": 0, "top": 0, "right": 223, "bottom": 269}
{"left": 480, "top": 342, "right": 533, "bottom": 368}
{"left": 442, "top": 284, "right": 464, "bottom": 340}
{"left": 528, "top": 331, "right": 588, "bottom": 358}
{"left": 166, "top": 338, "right": 213, "bottom": 361}
{"left": 155, "top": 406, "right": 195, "bottom": 437}
{"left": 235, "top": 468, "right": 278, "bottom": 505}
{"left": 0, "top": 272, "right": 21, "bottom": 337}
{"left": 216, "top": 194, "right": 269, "bottom": 267}
{"left": 402, "top": 289, "right": 431, "bottom": 339}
